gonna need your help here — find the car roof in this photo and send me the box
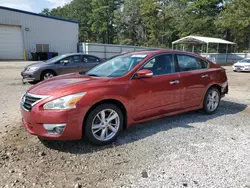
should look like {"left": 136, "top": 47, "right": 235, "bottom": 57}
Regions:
{"left": 63, "top": 53, "right": 100, "bottom": 57}
{"left": 124, "top": 49, "right": 202, "bottom": 57}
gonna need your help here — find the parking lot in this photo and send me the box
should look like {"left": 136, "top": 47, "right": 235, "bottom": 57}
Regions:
{"left": 0, "top": 61, "right": 250, "bottom": 188}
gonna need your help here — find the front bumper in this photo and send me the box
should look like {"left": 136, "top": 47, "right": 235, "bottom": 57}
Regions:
{"left": 21, "top": 70, "right": 40, "bottom": 82}
{"left": 232, "top": 66, "right": 250, "bottom": 72}
{"left": 21, "top": 106, "right": 85, "bottom": 140}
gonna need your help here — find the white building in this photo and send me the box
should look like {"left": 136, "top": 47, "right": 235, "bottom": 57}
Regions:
{"left": 0, "top": 6, "right": 79, "bottom": 60}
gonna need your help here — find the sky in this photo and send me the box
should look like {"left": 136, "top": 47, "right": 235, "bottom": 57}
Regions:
{"left": 0, "top": 0, "right": 73, "bottom": 13}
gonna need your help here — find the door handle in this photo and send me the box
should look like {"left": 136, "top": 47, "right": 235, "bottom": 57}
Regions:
{"left": 170, "top": 80, "right": 180, "bottom": 85}
{"left": 201, "top": 74, "right": 209, "bottom": 78}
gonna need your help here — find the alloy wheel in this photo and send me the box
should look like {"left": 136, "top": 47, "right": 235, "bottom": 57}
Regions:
{"left": 91, "top": 109, "right": 120, "bottom": 141}
{"left": 206, "top": 90, "right": 219, "bottom": 112}
{"left": 44, "top": 73, "right": 54, "bottom": 80}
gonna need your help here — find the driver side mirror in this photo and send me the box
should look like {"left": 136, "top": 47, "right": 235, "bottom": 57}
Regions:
{"left": 135, "top": 69, "right": 153, "bottom": 79}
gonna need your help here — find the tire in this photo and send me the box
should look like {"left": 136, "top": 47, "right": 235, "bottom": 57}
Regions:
{"left": 28, "top": 81, "right": 39, "bottom": 84}
{"left": 203, "top": 87, "right": 221, "bottom": 114}
{"left": 41, "top": 70, "right": 56, "bottom": 81}
{"left": 233, "top": 70, "right": 237, "bottom": 72}
{"left": 84, "top": 104, "right": 124, "bottom": 145}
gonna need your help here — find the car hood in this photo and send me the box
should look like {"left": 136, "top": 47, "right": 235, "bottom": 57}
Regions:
{"left": 25, "top": 61, "right": 52, "bottom": 69}
{"left": 234, "top": 62, "right": 250, "bottom": 66}
{"left": 28, "top": 73, "right": 111, "bottom": 95}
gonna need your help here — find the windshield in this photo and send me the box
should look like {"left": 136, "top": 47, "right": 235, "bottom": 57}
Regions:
{"left": 85, "top": 54, "right": 147, "bottom": 77}
{"left": 45, "top": 55, "right": 67, "bottom": 63}
{"left": 239, "top": 59, "right": 250, "bottom": 63}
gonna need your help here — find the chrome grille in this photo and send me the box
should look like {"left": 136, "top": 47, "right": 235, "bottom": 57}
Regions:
{"left": 235, "top": 66, "right": 244, "bottom": 68}
{"left": 21, "top": 93, "right": 48, "bottom": 111}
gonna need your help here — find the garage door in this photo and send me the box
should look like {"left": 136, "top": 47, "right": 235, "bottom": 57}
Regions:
{"left": 0, "top": 25, "right": 23, "bottom": 60}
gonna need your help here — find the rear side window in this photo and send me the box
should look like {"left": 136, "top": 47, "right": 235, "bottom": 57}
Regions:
{"left": 83, "top": 56, "right": 100, "bottom": 63}
{"left": 200, "top": 59, "right": 209, "bottom": 69}
{"left": 177, "top": 55, "right": 201, "bottom": 72}
{"left": 72, "top": 55, "right": 81, "bottom": 63}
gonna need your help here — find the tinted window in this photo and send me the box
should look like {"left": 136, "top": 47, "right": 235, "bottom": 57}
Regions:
{"left": 177, "top": 55, "right": 201, "bottom": 71}
{"left": 142, "top": 54, "right": 175, "bottom": 76}
{"left": 200, "top": 59, "right": 209, "bottom": 69}
{"left": 59, "top": 56, "right": 72, "bottom": 64}
{"left": 59, "top": 56, "right": 80, "bottom": 64}
{"left": 83, "top": 56, "right": 100, "bottom": 63}
{"left": 72, "top": 55, "right": 81, "bottom": 63}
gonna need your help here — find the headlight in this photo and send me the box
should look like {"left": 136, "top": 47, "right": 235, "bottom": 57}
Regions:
{"left": 43, "top": 92, "right": 86, "bottom": 110}
{"left": 26, "top": 67, "right": 39, "bottom": 71}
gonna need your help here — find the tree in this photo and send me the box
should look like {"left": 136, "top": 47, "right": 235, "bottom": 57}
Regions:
{"left": 39, "top": 0, "right": 250, "bottom": 51}
{"left": 218, "top": 0, "right": 250, "bottom": 51}
{"left": 40, "top": 8, "right": 51, "bottom": 16}
{"left": 89, "top": 0, "right": 123, "bottom": 44}
{"left": 177, "top": 0, "right": 224, "bottom": 37}
{"left": 115, "top": 0, "right": 146, "bottom": 45}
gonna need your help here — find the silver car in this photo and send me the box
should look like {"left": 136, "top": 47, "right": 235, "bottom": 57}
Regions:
{"left": 21, "top": 53, "right": 102, "bottom": 83}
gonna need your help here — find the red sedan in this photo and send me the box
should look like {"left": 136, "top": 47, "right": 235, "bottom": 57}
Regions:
{"left": 20, "top": 50, "right": 228, "bottom": 145}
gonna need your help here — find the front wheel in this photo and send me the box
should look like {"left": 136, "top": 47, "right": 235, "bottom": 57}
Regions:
{"left": 203, "top": 87, "right": 221, "bottom": 114}
{"left": 41, "top": 70, "right": 56, "bottom": 81}
{"left": 84, "top": 104, "right": 124, "bottom": 145}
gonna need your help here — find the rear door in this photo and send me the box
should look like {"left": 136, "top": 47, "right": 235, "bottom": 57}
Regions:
{"left": 80, "top": 55, "right": 101, "bottom": 72}
{"left": 176, "top": 54, "right": 211, "bottom": 109}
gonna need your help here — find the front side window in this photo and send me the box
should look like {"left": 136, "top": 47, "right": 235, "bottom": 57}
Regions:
{"left": 142, "top": 54, "right": 175, "bottom": 76}
{"left": 46, "top": 55, "right": 67, "bottom": 63}
{"left": 59, "top": 56, "right": 73, "bottom": 64}
{"left": 177, "top": 55, "right": 201, "bottom": 72}
{"left": 85, "top": 54, "right": 147, "bottom": 77}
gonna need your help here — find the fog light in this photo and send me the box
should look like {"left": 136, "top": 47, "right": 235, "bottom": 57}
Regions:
{"left": 43, "top": 124, "right": 66, "bottom": 135}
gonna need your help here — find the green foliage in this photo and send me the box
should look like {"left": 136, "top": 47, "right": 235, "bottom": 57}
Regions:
{"left": 89, "top": 0, "right": 123, "bottom": 44}
{"left": 40, "top": 0, "right": 250, "bottom": 51}
{"left": 217, "top": 0, "right": 250, "bottom": 50}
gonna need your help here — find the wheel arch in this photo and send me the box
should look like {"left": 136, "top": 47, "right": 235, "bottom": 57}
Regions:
{"left": 83, "top": 99, "right": 128, "bottom": 133}
{"left": 207, "top": 84, "right": 222, "bottom": 95}
{"left": 40, "top": 69, "right": 57, "bottom": 80}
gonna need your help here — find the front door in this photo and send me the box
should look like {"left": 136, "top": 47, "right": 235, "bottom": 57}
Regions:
{"left": 57, "top": 55, "right": 82, "bottom": 75}
{"left": 130, "top": 54, "right": 182, "bottom": 121}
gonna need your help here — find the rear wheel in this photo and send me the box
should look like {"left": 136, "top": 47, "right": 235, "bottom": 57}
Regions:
{"left": 41, "top": 70, "right": 56, "bottom": 81}
{"left": 84, "top": 104, "right": 123, "bottom": 145}
{"left": 203, "top": 87, "right": 221, "bottom": 114}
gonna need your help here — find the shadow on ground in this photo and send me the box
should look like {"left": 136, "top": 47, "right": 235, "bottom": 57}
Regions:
{"left": 39, "top": 100, "right": 247, "bottom": 154}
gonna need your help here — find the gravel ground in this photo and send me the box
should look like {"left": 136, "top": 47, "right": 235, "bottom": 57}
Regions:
{"left": 0, "top": 61, "right": 250, "bottom": 188}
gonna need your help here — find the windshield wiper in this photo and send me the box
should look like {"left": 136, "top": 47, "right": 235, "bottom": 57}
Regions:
{"left": 86, "top": 74, "right": 100, "bottom": 77}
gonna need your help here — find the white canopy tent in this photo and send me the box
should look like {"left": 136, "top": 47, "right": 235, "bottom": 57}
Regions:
{"left": 172, "top": 36, "right": 237, "bottom": 54}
